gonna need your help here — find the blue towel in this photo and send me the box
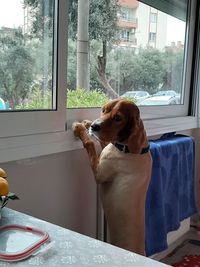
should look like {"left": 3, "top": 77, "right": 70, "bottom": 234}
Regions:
{"left": 145, "top": 133, "right": 197, "bottom": 256}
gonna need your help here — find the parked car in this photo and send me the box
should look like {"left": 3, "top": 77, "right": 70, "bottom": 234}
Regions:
{"left": 153, "top": 90, "right": 180, "bottom": 104}
{"left": 140, "top": 95, "right": 178, "bottom": 106}
{"left": 120, "top": 90, "right": 150, "bottom": 103}
{"left": 153, "top": 90, "right": 178, "bottom": 97}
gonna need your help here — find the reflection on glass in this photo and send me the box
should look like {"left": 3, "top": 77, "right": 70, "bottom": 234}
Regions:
{"left": 67, "top": 0, "right": 187, "bottom": 108}
{"left": 0, "top": 0, "right": 54, "bottom": 110}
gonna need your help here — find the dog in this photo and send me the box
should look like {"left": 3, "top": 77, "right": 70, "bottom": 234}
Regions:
{"left": 73, "top": 99, "right": 152, "bottom": 255}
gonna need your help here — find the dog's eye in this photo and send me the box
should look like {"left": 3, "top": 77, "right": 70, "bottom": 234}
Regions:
{"left": 113, "top": 115, "right": 122, "bottom": 122}
{"left": 102, "top": 108, "right": 106, "bottom": 113}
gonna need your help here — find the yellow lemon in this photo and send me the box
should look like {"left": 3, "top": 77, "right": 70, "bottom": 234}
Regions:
{"left": 0, "top": 177, "right": 9, "bottom": 196}
{"left": 0, "top": 168, "right": 7, "bottom": 179}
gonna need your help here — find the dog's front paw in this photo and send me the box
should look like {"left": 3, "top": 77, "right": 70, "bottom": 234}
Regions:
{"left": 82, "top": 120, "right": 92, "bottom": 129}
{"left": 72, "top": 122, "right": 86, "bottom": 137}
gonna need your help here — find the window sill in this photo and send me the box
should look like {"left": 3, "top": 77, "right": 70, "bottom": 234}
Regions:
{"left": 144, "top": 116, "right": 198, "bottom": 136}
{"left": 0, "top": 116, "right": 198, "bottom": 163}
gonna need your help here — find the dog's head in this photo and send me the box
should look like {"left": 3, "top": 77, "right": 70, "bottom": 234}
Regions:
{"left": 89, "top": 99, "right": 148, "bottom": 154}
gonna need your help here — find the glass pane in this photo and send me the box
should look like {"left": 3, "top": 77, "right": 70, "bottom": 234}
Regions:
{"left": 0, "top": 0, "right": 55, "bottom": 111}
{"left": 67, "top": 0, "right": 188, "bottom": 108}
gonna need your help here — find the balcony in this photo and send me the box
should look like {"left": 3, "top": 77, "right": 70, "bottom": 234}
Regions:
{"left": 119, "top": 37, "right": 137, "bottom": 47}
{"left": 118, "top": 0, "right": 139, "bottom": 8}
{"left": 118, "top": 18, "right": 138, "bottom": 29}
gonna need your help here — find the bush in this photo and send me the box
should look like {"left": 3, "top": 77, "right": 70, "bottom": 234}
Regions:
{"left": 16, "top": 87, "right": 52, "bottom": 110}
{"left": 67, "top": 88, "right": 109, "bottom": 108}
{"left": 17, "top": 87, "right": 109, "bottom": 109}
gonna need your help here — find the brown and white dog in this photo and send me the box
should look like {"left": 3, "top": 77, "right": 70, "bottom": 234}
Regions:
{"left": 73, "top": 99, "right": 152, "bottom": 255}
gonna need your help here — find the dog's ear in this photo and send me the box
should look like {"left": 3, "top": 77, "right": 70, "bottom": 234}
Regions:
{"left": 127, "top": 108, "right": 148, "bottom": 154}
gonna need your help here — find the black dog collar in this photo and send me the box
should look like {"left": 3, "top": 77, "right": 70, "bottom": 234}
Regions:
{"left": 114, "top": 142, "right": 150, "bottom": 154}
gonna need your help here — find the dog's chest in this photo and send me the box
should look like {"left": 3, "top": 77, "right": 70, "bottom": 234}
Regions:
{"left": 98, "top": 143, "right": 150, "bottom": 183}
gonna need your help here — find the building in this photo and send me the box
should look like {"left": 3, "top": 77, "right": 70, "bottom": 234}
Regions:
{"left": 118, "top": 0, "right": 167, "bottom": 50}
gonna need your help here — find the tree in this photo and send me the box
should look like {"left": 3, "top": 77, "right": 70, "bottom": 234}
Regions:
{"left": 107, "top": 48, "right": 166, "bottom": 95}
{"left": 25, "top": 0, "right": 120, "bottom": 97}
{"left": 23, "top": 0, "right": 54, "bottom": 40}
{"left": 67, "top": 40, "right": 77, "bottom": 89}
{"left": 76, "top": 0, "right": 89, "bottom": 90}
{"left": 90, "top": 0, "right": 120, "bottom": 97}
{"left": 163, "top": 50, "right": 184, "bottom": 93}
{"left": 0, "top": 29, "right": 34, "bottom": 108}
{"left": 131, "top": 48, "right": 165, "bottom": 94}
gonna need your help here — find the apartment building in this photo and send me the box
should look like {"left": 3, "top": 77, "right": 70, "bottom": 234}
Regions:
{"left": 118, "top": 0, "right": 167, "bottom": 50}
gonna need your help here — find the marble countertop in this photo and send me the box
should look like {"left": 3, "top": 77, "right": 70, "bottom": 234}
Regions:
{"left": 0, "top": 208, "right": 170, "bottom": 266}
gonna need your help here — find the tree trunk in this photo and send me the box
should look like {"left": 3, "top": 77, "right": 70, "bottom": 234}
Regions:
{"left": 76, "top": 0, "right": 90, "bottom": 90}
{"left": 97, "top": 41, "right": 118, "bottom": 98}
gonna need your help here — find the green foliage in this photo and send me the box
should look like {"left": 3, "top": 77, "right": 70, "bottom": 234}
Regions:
{"left": 0, "top": 29, "right": 35, "bottom": 107}
{"left": 68, "top": 0, "right": 120, "bottom": 43}
{"left": 89, "top": 0, "right": 120, "bottom": 43}
{"left": 68, "top": 42, "right": 168, "bottom": 95}
{"left": 109, "top": 48, "right": 166, "bottom": 95}
{"left": 23, "top": 0, "right": 54, "bottom": 39}
{"left": 16, "top": 86, "right": 52, "bottom": 110}
{"left": 67, "top": 39, "right": 77, "bottom": 89}
{"left": 17, "top": 88, "right": 109, "bottom": 109}
{"left": 67, "top": 88, "right": 109, "bottom": 108}
{"left": 163, "top": 50, "right": 184, "bottom": 93}
{"left": 131, "top": 48, "right": 165, "bottom": 94}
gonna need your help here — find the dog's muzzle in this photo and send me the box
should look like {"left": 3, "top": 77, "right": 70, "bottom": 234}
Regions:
{"left": 90, "top": 119, "right": 102, "bottom": 132}
{"left": 89, "top": 119, "right": 102, "bottom": 140}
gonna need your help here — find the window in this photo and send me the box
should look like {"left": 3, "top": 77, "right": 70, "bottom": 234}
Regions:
{"left": 120, "top": 7, "right": 131, "bottom": 21}
{"left": 0, "top": 0, "right": 67, "bottom": 137}
{"left": 120, "top": 30, "right": 130, "bottom": 42}
{"left": 0, "top": 0, "right": 198, "bottom": 140}
{"left": 150, "top": 12, "right": 157, "bottom": 23}
{"left": 0, "top": 1, "right": 54, "bottom": 111}
{"left": 67, "top": 0, "right": 196, "bottom": 120}
{"left": 149, "top": 32, "right": 156, "bottom": 42}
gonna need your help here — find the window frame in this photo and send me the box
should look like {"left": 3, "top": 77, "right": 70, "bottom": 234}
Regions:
{"left": 0, "top": 0, "right": 198, "bottom": 163}
{"left": 0, "top": 0, "right": 68, "bottom": 138}
{"left": 0, "top": 0, "right": 197, "bottom": 139}
{"left": 66, "top": 0, "right": 197, "bottom": 123}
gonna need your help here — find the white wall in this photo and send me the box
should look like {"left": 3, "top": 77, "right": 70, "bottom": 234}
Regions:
{"left": 136, "top": 2, "right": 167, "bottom": 50}
{"left": 3, "top": 149, "right": 97, "bottom": 238}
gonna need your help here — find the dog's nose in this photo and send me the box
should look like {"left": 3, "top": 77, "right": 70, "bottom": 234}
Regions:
{"left": 91, "top": 121, "right": 101, "bottom": 132}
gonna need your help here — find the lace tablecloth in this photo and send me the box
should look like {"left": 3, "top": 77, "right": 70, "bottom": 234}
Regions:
{"left": 0, "top": 208, "right": 169, "bottom": 266}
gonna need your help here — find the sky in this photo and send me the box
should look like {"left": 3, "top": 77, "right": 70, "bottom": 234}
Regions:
{"left": 0, "top": 0, "right": 24, "bottom": 28}
{"left": 166, "top": 16, "right": 185, "bottom": 45}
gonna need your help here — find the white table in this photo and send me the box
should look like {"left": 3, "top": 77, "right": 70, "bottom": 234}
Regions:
{"left": 0, "top": 208, "right": 170, "bottom": 266}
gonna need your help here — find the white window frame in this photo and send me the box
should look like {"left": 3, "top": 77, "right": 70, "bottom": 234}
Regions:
{"left": 66, "top": 0, "right": 197, "bottom": 122}
{"left": 0, "top": 0, "right": 198, "bottom": 163}
{"left": 0, "top": 0, "right": 68, "bottom": 138}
